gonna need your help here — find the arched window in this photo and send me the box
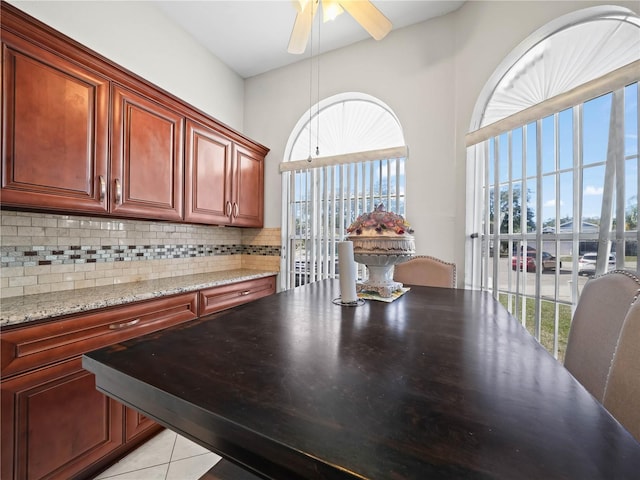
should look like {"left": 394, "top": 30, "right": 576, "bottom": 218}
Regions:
{"left": 280, "top": 93, "right": 407, "bottom": 290}
{"left": 469, "top": 5, "right": 639, "bottom": 132}
{"left": 465, "top": 5, "right": 640, "bottom": 359}
{"left": 285, "top": 92, "right": 405, "bottom": 161}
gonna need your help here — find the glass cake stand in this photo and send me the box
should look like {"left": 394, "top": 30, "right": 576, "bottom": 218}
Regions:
{"left": 354, "top": 253, "right": 413, "bottom": 298}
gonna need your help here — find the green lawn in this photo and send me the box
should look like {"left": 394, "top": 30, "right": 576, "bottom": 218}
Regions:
{"left": 499, "top": 294, "right": 572, "bottom": 363}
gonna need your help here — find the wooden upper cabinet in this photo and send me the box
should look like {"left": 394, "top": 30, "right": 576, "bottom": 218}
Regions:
{"left": 231, "top": 143, "right": 264, "bottom": 227}
{"left": 185, "top": 119, "right": 264, "bottom": 227}
{"left": 1, "top": 4, "right": 268, "bottom": 225}
{"left": 111, "top": 85, "right": 184, "bottom": 221}
{"left": 1, "top": 32, "right": 109, "bottom": 213}
{"left": 184, "top": 119, "right": 232, "bottom": 224}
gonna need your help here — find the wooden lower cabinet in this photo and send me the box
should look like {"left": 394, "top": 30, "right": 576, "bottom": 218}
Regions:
{"left": 0, "top": 277, "right": 276, "bottom": 479}
{"left": 1, "top": 358, "right": 124, "bottom": 480}
{"left": 124, "top": 408, "right": 158, "bottom": 443}
{"left": 0, "top": 292, "right": 199, "bottom": 480}
{"left": 199, "top": 276, "right": 276, "bottom": 316}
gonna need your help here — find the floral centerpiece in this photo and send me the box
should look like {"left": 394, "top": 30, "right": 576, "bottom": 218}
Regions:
{"left": 346, "top": 204, "right": 415, "bottom": 297}
{"left": 347, "top": 204, "right": 414, "bottom": 236}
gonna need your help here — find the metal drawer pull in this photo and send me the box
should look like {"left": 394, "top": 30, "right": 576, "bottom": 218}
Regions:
{"left": 109, "top": 318, "right": 140, "bottom": 330}
{"left": 226, "top": 201, "right": 232, "bottom": 217}
{"left": 233, "top": 202, "right": 239, "bottom": 218}
{"left": 115, "top": 178, "right": 122, "bottom": 205}
{"left": 239, "top": 290, "right": 251, "bottom": 296}
{"left": 99, "top": 175, "right": 106, "bottom": 202}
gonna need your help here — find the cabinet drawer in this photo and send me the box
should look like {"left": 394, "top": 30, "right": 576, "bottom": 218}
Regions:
{"left": 1, "top": 293, "right": 198, "bottom": 378}
{"left": 199, "top": 276, "right": 276, "bottom": 317}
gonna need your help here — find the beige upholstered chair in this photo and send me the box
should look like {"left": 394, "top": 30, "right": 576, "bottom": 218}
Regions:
{"left": 393, "top": 255, "right": 456, "bottom": 288}
{"left": 564, "top": 270, "right": 640, "bottom": 403}
{"left": 603, "top": 298, "right": 640, "bottom": 442}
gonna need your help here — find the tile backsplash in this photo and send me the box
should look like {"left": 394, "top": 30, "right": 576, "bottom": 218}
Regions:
{"left": 0, "top": 211, "right": 280, "bottom": 298}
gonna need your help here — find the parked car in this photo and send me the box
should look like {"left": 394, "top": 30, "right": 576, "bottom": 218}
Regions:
{"left": 512, "top": 251, "right": 561, "bottom": 272}
{"left": 578, "top": 252, "right": 616, "bottom": 276}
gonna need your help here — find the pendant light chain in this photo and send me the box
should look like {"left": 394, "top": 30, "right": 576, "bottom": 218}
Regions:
{"left": 307, "top": 0, "right": 315, "bottom": 162}
{"left": 316, "top": 7, "right": 321, "bottom": 157}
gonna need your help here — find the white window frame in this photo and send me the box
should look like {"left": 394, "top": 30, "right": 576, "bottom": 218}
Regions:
{"left": 465, "top": 6, "right": 640, "bottom": 359}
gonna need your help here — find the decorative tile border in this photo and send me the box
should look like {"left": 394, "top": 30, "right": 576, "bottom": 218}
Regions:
{"left": 1, "top": 244, "right": 281, "bottom": 268}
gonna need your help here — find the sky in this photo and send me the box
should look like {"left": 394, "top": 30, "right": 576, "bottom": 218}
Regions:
{"left": 490, "top": 83, "right": 638, "bottom": 228}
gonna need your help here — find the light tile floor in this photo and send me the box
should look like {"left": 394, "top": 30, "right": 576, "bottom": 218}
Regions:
{"left": 93, "top": 429, "right": 221, "bottom": 480}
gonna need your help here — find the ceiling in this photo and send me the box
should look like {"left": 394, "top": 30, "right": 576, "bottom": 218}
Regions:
{"left": 152, "top": 1, "right": 466, "bottom": 78}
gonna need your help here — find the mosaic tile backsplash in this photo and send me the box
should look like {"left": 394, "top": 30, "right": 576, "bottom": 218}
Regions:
{"left": 1, "top": 244, "right": 280, "bottom": 267}
{"left": 0, "top": 211, "right": 281, "bottom": 298}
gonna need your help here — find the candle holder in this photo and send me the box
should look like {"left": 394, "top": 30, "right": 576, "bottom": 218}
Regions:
{"left": 332, "top": 297, "right": 366, "bottom": 307}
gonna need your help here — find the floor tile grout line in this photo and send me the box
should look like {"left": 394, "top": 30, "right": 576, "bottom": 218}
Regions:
{"left": 165, "top": 431, "right": 179, "bottom": 480}
{"left": 93, "top": 433, "right": 218, "bottom": 480}
{"left": 185, "top": 451, "right": 214, "bottom": 459}
{"left": 170, "top": 451, "right": 218, "bottom": 464}
{"left": 97, "top": 431, "right": 176, "bottom": 480}
{"left": 96, "top": 462, "right": 170, "bottom": 480}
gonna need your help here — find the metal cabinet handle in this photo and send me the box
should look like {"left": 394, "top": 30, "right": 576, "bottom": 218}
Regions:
{"left": 239, "top": 290, "right": 251, "bottom": 296}
{"left": 233, "top": 202, "right": 239, "bottom": 218}
{"left": 99, "top": 175, "right": 106, "bottom": 202}
{"left": 109, "top": 318, "right": 140, "bottom": 330}
{"left": 226, "top": 201, "right": 232, "bottom": 217}
{"left": 115, "top": 178, "right": 122, "bottom": 205}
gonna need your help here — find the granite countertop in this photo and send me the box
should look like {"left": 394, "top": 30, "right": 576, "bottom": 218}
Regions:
{"left": 0, "top": 269, "right": 278, "bottom": 327}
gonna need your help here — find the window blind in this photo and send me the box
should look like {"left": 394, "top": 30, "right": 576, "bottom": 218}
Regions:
{"left": 281, "top": 157, "right": 406, "bottom": 290}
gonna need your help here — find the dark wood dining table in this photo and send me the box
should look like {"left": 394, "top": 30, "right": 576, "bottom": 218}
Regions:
{"left": 83, "top": 280, "right": 640, "bottom": 479}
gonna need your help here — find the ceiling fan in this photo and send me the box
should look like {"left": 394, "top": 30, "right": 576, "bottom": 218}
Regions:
{"left": 288, "top": 0, "right": 392, "bottom": 54}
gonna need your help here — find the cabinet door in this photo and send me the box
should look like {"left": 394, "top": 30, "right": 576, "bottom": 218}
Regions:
{"left": 1, "top": 33, "right": 109, "bottom": 213}
{"left": 125, "top": 407, "right": 159, "bottom": 443}
{"left": 111, "top": 84, "right": 184, "bottom": 221}
{"left": 184, "top": 119, "right": 232, "bottom": 224}
{"left": 230, "top": 144, "right": 264, "bottom": 227}
{"left": 1, "top": 358, "right": 123, "bottom": 480}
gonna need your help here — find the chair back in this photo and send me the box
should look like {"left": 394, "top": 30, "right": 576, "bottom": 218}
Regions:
{"left": 393, "top": 255, "right": 456, "bottom": 288}
{"left": 564, "top": 270, "right": 640, "bottom": 402}
{"left": 603, "top": 298, "right": 640, "bottom": 442}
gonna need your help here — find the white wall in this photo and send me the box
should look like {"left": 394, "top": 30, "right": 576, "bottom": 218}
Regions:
{"left": 244, "top": 12, "right": 458, "bottom": 253}
{"left": 243, "top": 0, "right": 639, "bottom": 282}
{"left": 7, "top": 0, "right": 245, "bottom": 131}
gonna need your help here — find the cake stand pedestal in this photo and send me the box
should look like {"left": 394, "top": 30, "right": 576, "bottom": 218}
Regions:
{"left": 354, "top": 253, "right": 413, "bottom": 298}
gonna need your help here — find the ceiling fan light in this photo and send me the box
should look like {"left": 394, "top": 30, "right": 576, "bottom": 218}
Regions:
{"left": 322, "top": 0, "right": 344, "bottom": 22}
{"left": 288, "top": 0, "right": 319, "bottom": 54}
{"left": 340, "top": 1, "right": 392, "bottom": 41}
{"left": 293, "top": 0, "right": 311, "bottom": 13}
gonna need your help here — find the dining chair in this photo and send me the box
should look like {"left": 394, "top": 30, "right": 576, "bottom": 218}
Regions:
{"left": 393, "top": 255, "right": 456, "bottom": 288}
{"left": 564, "top": 270, "right": 640, "bottom": 403}
{"left": 603, "top": 297, "right": 640, "bottom": 442}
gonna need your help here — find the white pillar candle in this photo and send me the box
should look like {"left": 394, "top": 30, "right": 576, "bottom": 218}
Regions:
{"left": 338, "top": 241, "right": 358, "bottom": 303}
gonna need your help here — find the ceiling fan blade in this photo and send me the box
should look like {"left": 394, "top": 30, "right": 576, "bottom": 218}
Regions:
{"left": 339, "top": 0, "right": 392, "bottom": 41}
{"left": 288, "top": 0, "right": 319, "bottom": 54}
